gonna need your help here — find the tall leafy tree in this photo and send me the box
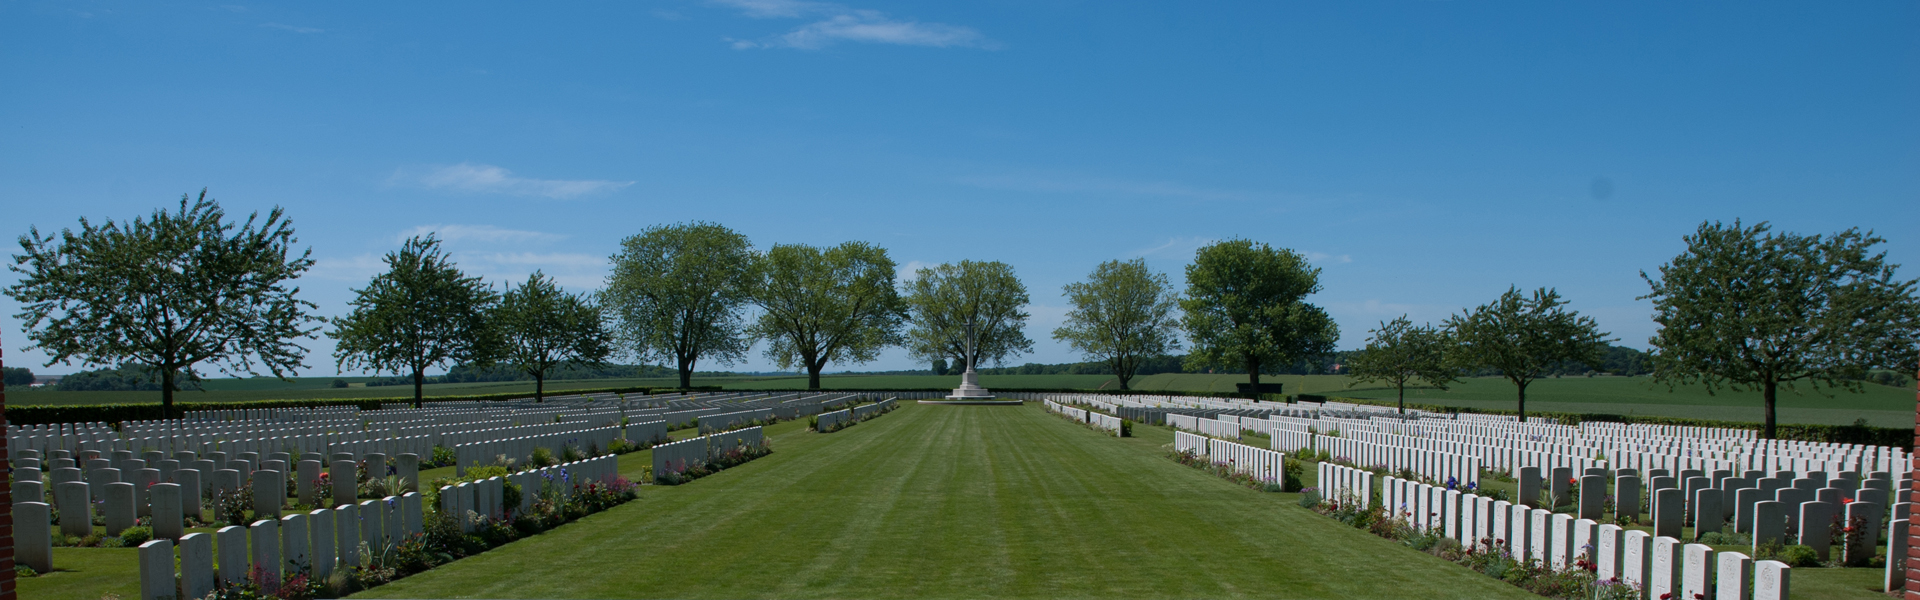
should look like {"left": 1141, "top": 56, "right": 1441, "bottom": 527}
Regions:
{"left": 1180, "top": 240, "right": 1339, "bottom": 397}
{"left": 750, "top": 241, "right": 906, "bottom": 390}
{"left": 1446, "top": 287, "right": 1611, "bottom": 422}
{"left": 7, "top": 191, "right": 321, "bottom": 417}
{"left": 1641, "top": 220, "right": 1920, "bottom": 438}
{"left": 1053, "top": 259, "right": 1182, "bottom": 391}
{"left": 903, "top": 260, "right": 1034, "bottom": 371}
{"left": 494, "top": 271, "right": 614, "bottom": 402}
{"left": 1345, "top": 316, "right": 1457, "bottom": 413}
{"left": 330, "top": 235, "right": 498, "bottom": 407}
{"left": 600, "top": 222, "right": 755, "bottom": 389}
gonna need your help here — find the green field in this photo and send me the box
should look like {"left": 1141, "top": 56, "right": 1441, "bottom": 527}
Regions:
{"left": 1330, "top": 375, "right": 1918, "bottom": 428}
{"left": 356, "top": 402, "right": 1534, "bottom": 599}
{"left": 12, "top": 371, "right": 1915, "bottom": 429}
{"left": 20, "top": 403, "right": 1893, "bottom": 599}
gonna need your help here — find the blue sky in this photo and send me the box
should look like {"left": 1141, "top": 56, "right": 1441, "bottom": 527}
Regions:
{"left": 3, "top": 1, "right": 1916, "bottom": 377}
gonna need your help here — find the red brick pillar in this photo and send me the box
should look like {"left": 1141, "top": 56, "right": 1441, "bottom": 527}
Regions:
{"left": 1907, "top": 358, "right": 1920, "bottom": 599}
{"left": 1, "top": 340, "right": 14, "bottom": 600}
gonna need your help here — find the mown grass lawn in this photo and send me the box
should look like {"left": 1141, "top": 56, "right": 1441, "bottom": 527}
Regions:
{"left": 354, "top": 402, "right": 1537, "bottom": 599}
{"left": 20, "top": 402, "right": 1895, "bottom": 600}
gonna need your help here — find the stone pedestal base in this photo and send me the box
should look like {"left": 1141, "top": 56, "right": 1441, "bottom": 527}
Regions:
{"left": 947, "top": 369, "right": 994, "bottom": 400}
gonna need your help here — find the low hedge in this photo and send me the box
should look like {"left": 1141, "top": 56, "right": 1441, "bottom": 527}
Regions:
{"left": 742, "top": 387, "right": 1287, "bottom": 402}
{"left": 1319, "top": 395, "right": 1914, "bottom": 451}
{"left": 1, "top": 385, "right": 720, "bottom": 426}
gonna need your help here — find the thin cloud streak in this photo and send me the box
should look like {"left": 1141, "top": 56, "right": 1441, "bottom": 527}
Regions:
{"left": 956, "top": 174, "right": 1252, "bottom": 201}
{"left": 1128, "top": 236, "right": 1218, "bottom": 260}
{"left": 260, "top": 22, "right": 323, "bottom": 34}
{"left": 395, "top": 163, "right": 634, "bottom": 199}
{"left": 396, "top": 224, "right": 566, "bottom": 244}
{"left": 714, "top": 0, "right": 991, "bottom": 50}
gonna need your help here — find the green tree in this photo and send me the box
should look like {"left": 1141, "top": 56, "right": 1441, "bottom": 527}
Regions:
{"left": 904, "top": 260, "right": 1034, "bottom": 371}
{"left": 495, "top": 271, "right": 614, "bottom": 402}
{"left": 1179, "top": 240, "right": 1339, "bottom": 397}
{"left": 6, "top": 191, "right": 321, "bottom": 417}
{"left": 329, "top": 235, "right": 498, "bottom": 407}
{"left": 600, "top": 222, "right": 755, "bottom": 389}
{"left": 1345, "top": 316, "right": 1457, "bottom": 413}
{"left": 1053, "top": 259, "right": 1182, "bottom": 391}
{"left": 750, "top": 241, "right": 906, "bottom": 390}
{"left": 3, "top": 366, "right": 35, "bottom": 387}
{"left": 1446, "top": 287, "right": 1611, "bottom": 422}
{"left": 1640, "top": 220, "right": 1920, "bottom": 438}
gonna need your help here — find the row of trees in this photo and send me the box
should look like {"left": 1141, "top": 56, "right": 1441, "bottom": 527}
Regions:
{"left": 7, "top": 193, "right": 1917, "bottom": 435}
{"left": 1344, "top": 221, "right": 1920, "bottom": 437}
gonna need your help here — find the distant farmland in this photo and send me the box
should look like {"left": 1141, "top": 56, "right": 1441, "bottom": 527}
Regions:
{"left": 8, "top": 372, "right": 1911, "bottom": 428}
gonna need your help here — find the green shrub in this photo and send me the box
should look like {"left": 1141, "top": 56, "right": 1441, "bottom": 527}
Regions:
{"left": 1281, "top": 459, "right": 1305, "bottom": 492}
{"left": 1778, "top": 544, "right": 1821, "bottom": 567}
{"left": 1120, "top": 419, "right": 1134, "bottom": 437}
{"left": 529, "top": 447, "right": 557, "bottom": 468}
{"left": 1298, "top": 489, "right": 1321, "bottom": 508}
{"left": 119, "top": 526, "right": 153, "bottom": 546}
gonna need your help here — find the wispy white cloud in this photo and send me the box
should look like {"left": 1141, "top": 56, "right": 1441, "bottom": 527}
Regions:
{"left": 1127, "top": 236, "right": 1218, "bottom": 260}
{"left": 1305, "top": 251, "right": 1353, "bottom": 264}
{"left": 956, "top": 174, "right": 1251, "bottom": 201}
{"left": 711, "top": 0, "right": 825, "bottom": 18}
{"left": 395, "top": 224, "right": 566, "bottom": 245}
{"left": 394, "top": 163, "right": 634, "bottom": 199}
{"left": 480, "top": 252, "right": 604, "bottom": 268}
{"left": 714, "top": 0, "right": 991, "bottom": 50}
{"left": 306, "top": 254, "right": 387, "bottom": 282}
{"left": 895, "top": 259, "right": 935, "bottom": 282}
{"left": 260, "top": 22, "right": 323, "bottom": 34}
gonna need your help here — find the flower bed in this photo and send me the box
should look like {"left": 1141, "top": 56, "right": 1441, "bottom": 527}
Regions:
{"left": 809, "top": 400, "right": 898, "bottom": 433}
{"left": 654, "top": 438, "right": 774, "bottom": 485}
{"left": 203, "top": 473, "right": 640, "bottom": 599}
{"left": 1300, "top": 491, "right": 1639, "bottom": 600}
{"left": 1166, "top": 448, "right": 1301, "bottom": 492}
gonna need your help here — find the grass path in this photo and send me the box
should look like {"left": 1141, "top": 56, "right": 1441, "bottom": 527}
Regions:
{"left": 355, "top": 402, "right": 1537, "bottom": 599}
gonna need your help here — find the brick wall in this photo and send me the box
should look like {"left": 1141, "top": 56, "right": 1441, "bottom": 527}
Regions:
{"left": 1908, "top": 360, "right": 1920, "bottom": 599}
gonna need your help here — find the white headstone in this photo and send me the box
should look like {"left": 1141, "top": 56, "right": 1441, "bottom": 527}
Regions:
{"left": 1716, "top": 551, "right": 1752, "bottom": 600}
{"left": 137, "top": 539, "right": 175, "bottom": 600}
{"left": 1754, "top": 559, "right": 1790, "bottom": 600}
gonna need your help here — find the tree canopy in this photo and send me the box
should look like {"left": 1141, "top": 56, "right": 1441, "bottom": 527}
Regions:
{"left": 1345, "top": 316, "right": 1456, "bottom": 413}
{"left": 6, "top": 191, "right": 321, "bottom": 417}
{"left": 1054, "top": 259, "right": 1182, "bottom": 391}
{"left": 329, "top": 235, "right": 498, "bottom": 407}
{"left": 600, "top": 222, "right": 755, "bottom": 389}
{"left": 904, "top": 260, "right": 1034, "bottom": 372}
{"left": 1180, "top": 240, "right": 1338, "bottom": 397}
{"left": 1641, "top": 220, "right": 1920, "bottom": 438}
{"left": 1445, "top": 286, "right": 1611, "bottom": 422}
{"left": 494, "top": 271, "right": 614, "bottom": 401}
{"left": 750, "top": 241, "right": 906, "bottom": 390}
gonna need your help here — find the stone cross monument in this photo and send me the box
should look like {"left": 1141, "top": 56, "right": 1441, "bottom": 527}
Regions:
{"left": 946, "top": 319, "right": 994, "bottom": 400}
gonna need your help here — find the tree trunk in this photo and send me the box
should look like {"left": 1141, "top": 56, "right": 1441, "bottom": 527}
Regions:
{"left": 1515, "top": 380, "right": 1527, "bottom": 424}
{"left": 1246, "top": 355, "right": 1261, "bottom": 400}
{"left": 1114, "top": 357, "right": 1131, "bottom": 391}
{"left": 161, "top": 368, "right": 176, "bottom": 420}
{"left": 1762, "top": 378, "right": 1777, "bottom": 439}
{"left": 535, "top": 372, "right": 545, "bottom": 402}
{"left": 1397, "top": 383, "right": 1405, "bottom": 414}
{"left": 678, "top": 355, "right": 693, "bottom": 389}
{"left": 413, "top": 367, "right": 425, "bottom": 409}
{"left": 807, "top": 360, "right": 823, "bottom": 391}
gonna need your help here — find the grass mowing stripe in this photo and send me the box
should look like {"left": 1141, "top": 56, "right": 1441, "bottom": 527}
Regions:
{"left": 353, "top": 402, "right": 1538, "bottom": 599}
